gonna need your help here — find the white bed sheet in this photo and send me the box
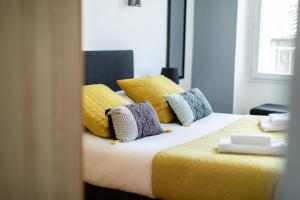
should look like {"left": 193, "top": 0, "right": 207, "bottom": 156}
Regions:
{"left": 82, "top": 113, "right": 241, "bottom": 198}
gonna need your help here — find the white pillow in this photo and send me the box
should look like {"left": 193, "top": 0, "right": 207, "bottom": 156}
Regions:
{"left": 115, "top": 90, "right": 135, "bottom": 103}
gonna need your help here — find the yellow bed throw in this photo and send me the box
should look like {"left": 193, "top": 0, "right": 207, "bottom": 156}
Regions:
{"left": 152, "top": 117, "right": 285, "bottom": 200}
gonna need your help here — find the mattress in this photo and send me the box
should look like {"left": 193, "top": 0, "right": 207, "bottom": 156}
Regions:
{"left": 82, "top": 113, "right": 241, "bottom": 198}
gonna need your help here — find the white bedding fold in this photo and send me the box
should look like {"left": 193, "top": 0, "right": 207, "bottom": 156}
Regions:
{"left": 231, "top": 133, "right": 272, "bottom": 146}
{"left": 260, "top": 118, "right": 288, "bottom": 132}
{"left": 218, "top": 138, "right": 286, "bottom": 156}
{"left": 269, "top": 113, "right": 289, "bottom": 126}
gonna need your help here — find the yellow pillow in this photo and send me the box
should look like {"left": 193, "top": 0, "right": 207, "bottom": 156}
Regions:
{"left": 82, "top": 84, "right": 129, "bottom": 137}
{"left": 117, "top": 75, "right": 184, "bottom": 123}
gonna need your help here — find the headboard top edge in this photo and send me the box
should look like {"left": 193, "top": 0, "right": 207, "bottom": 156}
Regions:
{"left": 84, "top": 50, "right": 134, "bottom": 91}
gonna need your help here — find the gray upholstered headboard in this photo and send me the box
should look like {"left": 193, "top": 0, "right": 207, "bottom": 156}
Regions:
{"left": 84, "top": 50, "right": 134, "bottom": 91}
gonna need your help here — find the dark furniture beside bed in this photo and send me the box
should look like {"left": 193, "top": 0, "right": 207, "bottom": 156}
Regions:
{"left": 250, "top": 103, "right": 289, "bottom": 115}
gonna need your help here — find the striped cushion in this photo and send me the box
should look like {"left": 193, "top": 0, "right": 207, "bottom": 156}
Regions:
{"left": 107, "top": 102, "right": 164, "bottom": 142}
{"left": 165, "top": 88, "right": 213, "bottom": 125}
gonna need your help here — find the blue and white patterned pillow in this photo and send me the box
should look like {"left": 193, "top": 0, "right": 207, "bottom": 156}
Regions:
{"left": 165, "top": 88, "right": 213, "bottom": 125}
{"left": 107, "top": 102, "right": 164, "bottom": 142}
{"left": 164, "top": 94, "right": 194, "bottom": 125}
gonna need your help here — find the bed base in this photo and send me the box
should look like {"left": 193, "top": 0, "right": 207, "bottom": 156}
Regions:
{"left": 85, "top": 183, "right": 158, "bottom": 200}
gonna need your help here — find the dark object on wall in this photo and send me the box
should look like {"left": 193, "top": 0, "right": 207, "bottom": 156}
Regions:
{"left": 166, "top": 0, "right": 186, "bottom": 79}
{"left": 84, "top": 50, "right": 134, "bottom": 91}
{"left": 128, "top": 0, "right": 141, "bottom": 7}
{"left": 250, "top": 103, "right": 289, "bottom": 115}
{"left": 161, "top": 67, "right": 179, "bottom": 84}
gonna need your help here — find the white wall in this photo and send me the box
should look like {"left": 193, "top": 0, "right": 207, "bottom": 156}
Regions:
{"left": 82, "top": 0, "right": 194, "bottom": 90}
{"left": 82, "top": 0, "right": 167, "bottom": 77}
{"left": 233, "top": 0, "right": 291, "bottom": 114}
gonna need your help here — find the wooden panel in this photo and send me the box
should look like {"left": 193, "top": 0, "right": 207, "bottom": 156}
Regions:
{"left": 0, "top": 0, "right": 82, "bottom": 199}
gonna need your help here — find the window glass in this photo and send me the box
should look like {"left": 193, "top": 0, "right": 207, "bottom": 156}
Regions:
{"left": 258, "top": 0, "right": 298, "bottom": 75}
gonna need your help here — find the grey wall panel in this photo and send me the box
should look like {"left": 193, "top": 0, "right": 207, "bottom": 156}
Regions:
{"left": 169, "top": 0, "right": 186, "bottom": 76}
{"left": 192, "top": 0, "right": 238, "bottom": 113}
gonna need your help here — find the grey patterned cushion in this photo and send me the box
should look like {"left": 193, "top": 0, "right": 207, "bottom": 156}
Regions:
{"left": 180, "top": 88, "right": 212, "bottom": 120}
{"left": 107, "top": 106, "right": 139, "bottom": 142}
{"left": 165, "top": 88, "right": 213, "bottom": 125}
{"left": 165, "top": 94, "right": 194, "bottom": 125}
{"left": 107, "top": 102, "right": 163, "bottom": 142}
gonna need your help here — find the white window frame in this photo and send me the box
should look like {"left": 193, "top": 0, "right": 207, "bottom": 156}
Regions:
{"left": 251, "top": 0, "right": 294, "bottom": 82}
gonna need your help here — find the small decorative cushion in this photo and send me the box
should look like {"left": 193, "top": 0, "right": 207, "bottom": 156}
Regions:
{"left": 164, "top": 94, "right": 194, "bottom": 125}
{"left": 106, "top": 106, "right": 139, "bottom": 142}
{"left": 165, "top": 88, "right": 213, "bottom": 125}
{"left": 180, "top": 88, "right": 213, "bottom": 120}
{"left": 117, "top": 75, "right": 184, "bottom": 123}
{"left": 82, "top": 84, "right": 129, "bottom": 138}
{"left": 107, "top": 102, "right": 164, "bottom": 142}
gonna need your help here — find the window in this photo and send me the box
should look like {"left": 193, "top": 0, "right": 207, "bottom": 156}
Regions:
{"left": 254, "top": 0, "right": 298, "bottom": 79}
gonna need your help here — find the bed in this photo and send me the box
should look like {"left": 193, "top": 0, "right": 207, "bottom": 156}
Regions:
{"left": 82, "top": 50, "right": 284, "bottom": 200}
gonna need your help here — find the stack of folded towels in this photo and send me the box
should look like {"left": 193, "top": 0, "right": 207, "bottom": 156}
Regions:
{"left": 218, "top": 133, "right": 287, "bottom": 156}
{"left": 259, "top": 113, "right": 289, "bottom": 132}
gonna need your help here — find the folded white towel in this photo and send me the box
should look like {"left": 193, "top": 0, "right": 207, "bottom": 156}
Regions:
{"left": 231, "top": 133, "right": 272, "bottom": 146}
{"left": 260, "top": 118, "right": 288, "bottom": 132}
{"left": 269, "top": 113, "right": 289, "bottom": 126}
{"left": 218, "top": 138, "right": 287, "bottom": 156}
